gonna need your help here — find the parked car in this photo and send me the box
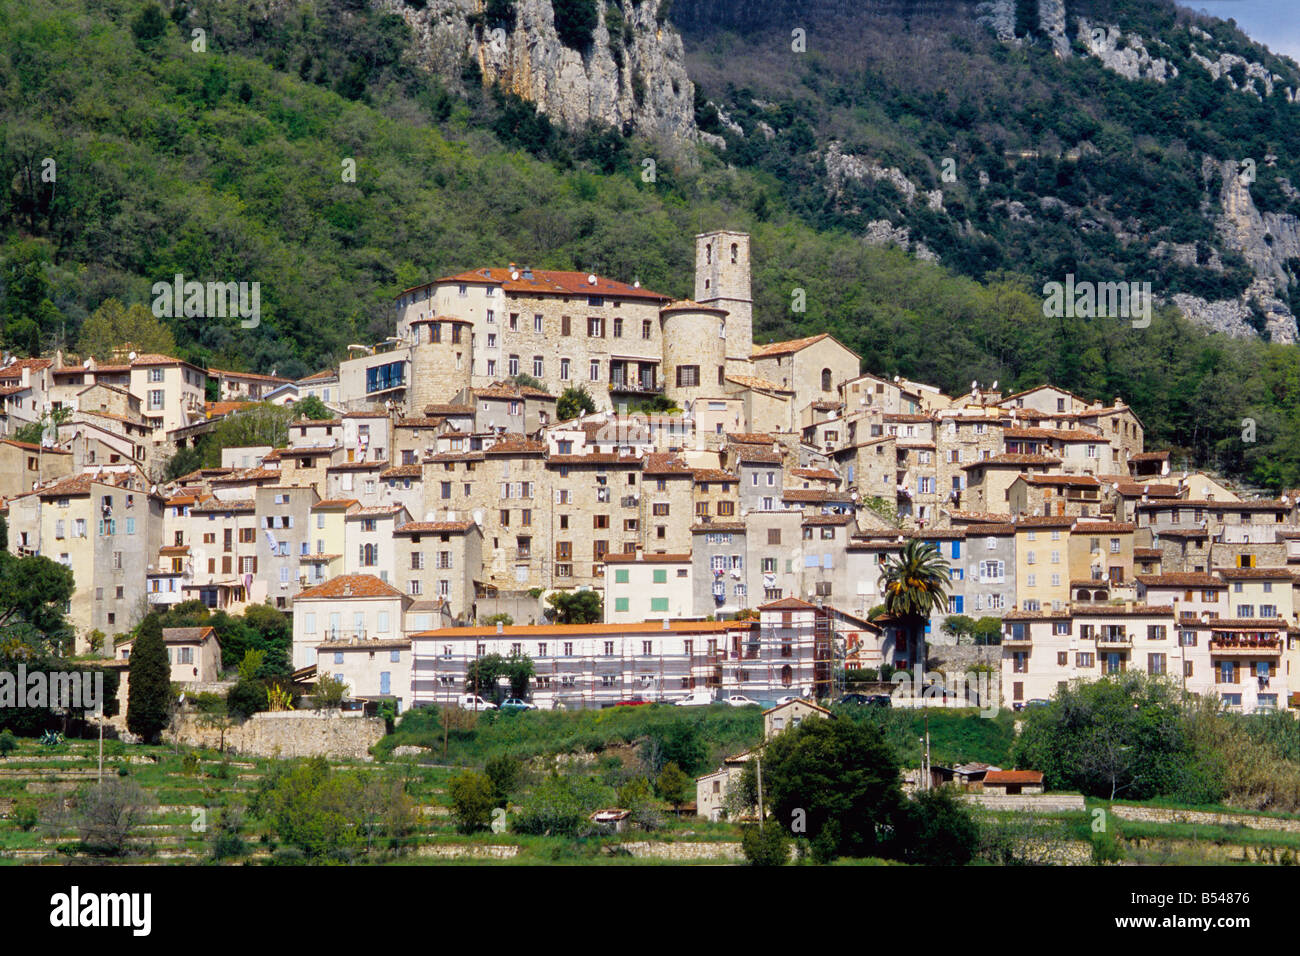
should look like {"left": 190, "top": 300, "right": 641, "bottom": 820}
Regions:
{"left": 775, "top": 694, "right": 805, "bottom": 705}
{"left": 674, "top": 691, "right": 713, "bottom": 707}
{"left": 458, "top": 694, "right": 496, "bottom": 711}
{"left": 1025, "top": 698, "right": 1051, "bottom": 709}
{"left": 499, "top": 698, "right": 536, "bottom": 711}
{"left": 724, "top": 695, "right": 761, "bottom": 707}
{"left": 839, "top": 693, "right": 892, "bottom": 707}
{"left": 615, "top": 698, "right": 651, "bottom": 707}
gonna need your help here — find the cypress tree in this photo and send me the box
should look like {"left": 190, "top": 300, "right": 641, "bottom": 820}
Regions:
{"left": 126, "top": 613, "right": 171, "bottom": 743}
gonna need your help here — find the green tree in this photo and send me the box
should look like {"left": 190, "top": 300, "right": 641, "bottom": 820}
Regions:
{"left": 878, "top": 540, "right": 950, "bottom": 669}
{"left": 312, "top": 674, "right": 349, "bottom": 708}
{"left": 1013, "top": 673, "right": 1197, "bottom": 800}
{"left": 465, "top": 652, "right": 508, "bottom": 701}
{"left": 448, "top": 770, "right": 496, "bottom": 833}
{"left": 253, "top": 758, "right": 366, "bottom": 861}
{"left": 76, "top": 299, "right": 177, "bottom": 361}
{"left": 894, "top": 787, "right": 980, "bottom": 865}
{"left": 130, "top": 3, "right": 169, "bottom": 48}
{"left": 504, "top": 651, "right": 535, "bottom": 699}
{"left": 0, "top": 729, "right": 16, "bottom": 758}
{"left": 552, "top": 0, "right": 599, "bottom": 49}
{"left": 484, "top": 754, "right": 521, "bottom": 807}
{"left": 940, "top": 614, "right": 975, "bottom": 645}
{"left": 0, "top": 551, "right": 75, "bottom": 649}
{"left": 507, "top": 373, "right": 546, "bottom": 392}
{"left": 656, "top": 761, "right": 690, "bottom": 809}
{"left": 236, "top": 649, "right": 267, "bottom": 683}
{"left": 761, "top": 714, "right": 903, "bottom": 860}
{"left": 546, "top": 589, "right": 602, "bottom": 624}
{"left": 294, "top": 394, "right": 334, "bottom": 421}
{"left": 125, "top": 613, "right": 171, "bottom": 743}
{"left": 971, "top": 617, "right": 1003, "bottom": 646}
{"left": 556, "top": 385, "right": 596, "bottom": 421}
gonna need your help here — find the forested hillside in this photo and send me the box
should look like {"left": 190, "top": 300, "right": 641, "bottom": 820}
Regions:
{"left": 2, "top": 0, "right": 1300, "bottom": 488}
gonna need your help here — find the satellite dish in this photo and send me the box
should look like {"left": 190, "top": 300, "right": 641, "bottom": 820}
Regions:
{"left": 472, "top": 508, "right": 485, "bottom": 525}
{"left": 991, "top": 380, "right": 998, "bottom": 390}
{"left": 128, "top": 351, "right": 137, "bottom": 361}
{"left": 82, "top": 358, "right": 92, "bottom": 369}
{"left": 510, "top": 270, "right": 519, "bottom": 280}
{"left": 971, "top": 380, "right": 977, "bottom": 391}
{"left": 588, "top": 274, "right": 597, "bottom": 285}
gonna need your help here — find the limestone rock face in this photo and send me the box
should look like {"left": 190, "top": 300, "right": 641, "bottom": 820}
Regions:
{"left": 374, "top": 0, "right": 698, "bottom": 147}
{"left": 1213, "top": 158, "right": 1300, "bottom": 291}
{"left": 1075, "top": 18, "right": 1177, "bottom": 82}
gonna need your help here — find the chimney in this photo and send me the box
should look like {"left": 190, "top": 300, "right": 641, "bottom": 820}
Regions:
{"left": 662, "top": 617, "right": 670, "bottom": 630}
{"left": 496, "top": 621, "right": 504, "bottom": 635}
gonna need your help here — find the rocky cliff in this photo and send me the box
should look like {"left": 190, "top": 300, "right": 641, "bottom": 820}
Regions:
{"left": 374, "top": 0, "right": 698, "bottom": 146}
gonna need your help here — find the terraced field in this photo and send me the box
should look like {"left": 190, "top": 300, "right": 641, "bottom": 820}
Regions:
{"left": 0, "top": 740, "right": 746, "bottom": 865}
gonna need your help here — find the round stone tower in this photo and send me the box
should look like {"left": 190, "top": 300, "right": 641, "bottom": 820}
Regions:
{"left": 408, "top": 316, "right": 473, "bottom": 413}
{"left": 660, "top": 299, "right": 729, "bottom": 409}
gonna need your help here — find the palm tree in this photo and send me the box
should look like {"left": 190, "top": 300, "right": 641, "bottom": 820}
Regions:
{"left": 878, "top": 540, "right": 952, "bottom": 672}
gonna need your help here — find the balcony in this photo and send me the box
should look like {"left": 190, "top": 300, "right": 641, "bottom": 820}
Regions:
{"left": 1094, "top": 634, "right": 1132, "bottom": 648}
{"left": 1209, "top": 634, "right": 1282, "bottom": 658}
{"left": 609, "top": 378, "right": 663, "bottom": 395}
{"left": 1002, "top": 633, "right": 1033, "bottom": 649}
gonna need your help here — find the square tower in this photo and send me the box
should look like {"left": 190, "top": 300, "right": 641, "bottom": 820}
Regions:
{"left": 694, "top": 231, "right": 753, "bottom": 363}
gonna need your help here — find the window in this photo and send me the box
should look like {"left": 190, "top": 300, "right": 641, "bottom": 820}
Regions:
{"left": 587, "top": 316, "right": 604, "bottom": 338}
{"left": 676, "top": 365, "right": 700, "bottom": 388}
{"left": 589, "top": 360, "right": 600, "bottom": 382}
{"left": 767, "top": 529, "right": 781, "bottom": 546}
{"left": 642, "top": 320, "right": 652, "bottom": 339}
{"left": 653, "top": 569, "right": 668, "bottom": 584}
{"left": 651, "top": 597, "right": 669, "bottom": 613}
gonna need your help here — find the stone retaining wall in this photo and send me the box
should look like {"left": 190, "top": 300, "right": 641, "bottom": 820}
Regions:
{"left": 167, "top": 711, "right": 385, "bottom": 760}
{"left": 1111, "top": 804, "right": 1300, "bottom": 833}
{"left": 964, "top": 794, "right": 1086, "bottom": 812}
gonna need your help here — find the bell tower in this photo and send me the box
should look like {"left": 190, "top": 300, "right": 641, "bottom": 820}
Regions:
{"left": 694, "top": 230, "right": 753, "bottom": 364}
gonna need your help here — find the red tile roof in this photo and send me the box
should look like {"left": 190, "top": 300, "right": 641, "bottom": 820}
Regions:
{"left": 296, "top": 574, "right": 405, "bottom": 600}
{"left": 429, "top": 267, "right": 670, "bottom": 301}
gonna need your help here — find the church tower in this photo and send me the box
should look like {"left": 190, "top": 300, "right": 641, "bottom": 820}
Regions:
{"left": 694, "top": 231, "right": 753, "bottom": 365}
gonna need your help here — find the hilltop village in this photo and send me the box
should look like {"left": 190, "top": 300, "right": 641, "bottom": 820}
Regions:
{"left": 2, "top": 231, "right": 1296, "bottom": 716}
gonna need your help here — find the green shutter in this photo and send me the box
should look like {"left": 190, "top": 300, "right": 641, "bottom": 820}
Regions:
{"left": 651, "top": 597, "right": 669, "bottom": 613}
{"left": 615, "top": 569, "right": 629, "bottom": 584}
{"left": 653, "top": 569, "right": 667, "bottom": 584}
{"left": 615, "top": 597, "right": 629, "bottom": 613}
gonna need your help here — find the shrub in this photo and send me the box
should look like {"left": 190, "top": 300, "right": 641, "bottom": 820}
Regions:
{"left": 226, "top": 680, "right": 265, "bottom": 722}
{"left": 484, "top": 754, "right": 521, "bottom": 807}
{"left": 448, "top": 770, "right": 496, "bottom": 833}
{"left": 12, "top": 801, "right": 38, "bottom": 831}
{"left": 740, "top": 824, "right": 790, "bottom": 866}
{"left": 0, "top": 729, "right": 16, "bottom": 758}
